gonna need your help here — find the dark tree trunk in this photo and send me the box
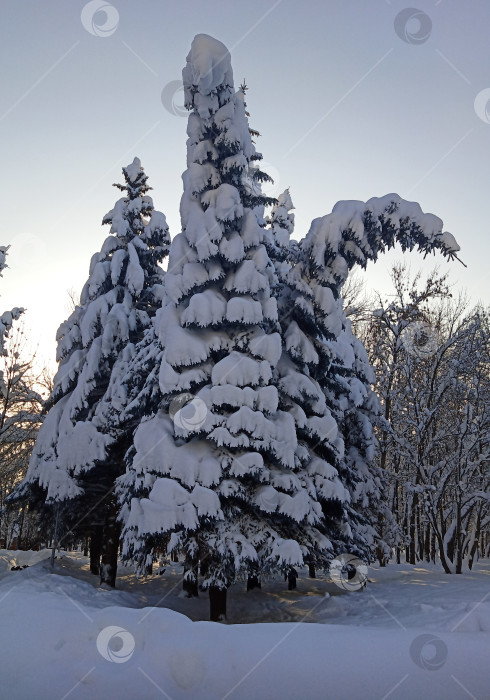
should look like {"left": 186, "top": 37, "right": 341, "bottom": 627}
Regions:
{"left": 482, "top": 530, "right": 488, "bottom": 558}
{"left": 424, "top": 525, "right": 431, "bottom": 562}
{"left": 408, "top": 493, "right": 418, "bottom": 565}
{"left": 435, "top": 531, "right": 451, "bottom": 574}
{"left": 171, "top": 549, "right": 179, "bottom": 562}
{"left": 455, "top": 500, "right": 463, "bottom": 575}
{"left": 377, "top": 544, "right": 387, "bottom": 567}
{"left": 287, "top": 567, "right": 298, "bottom": 590}
{"left": 446, "top": 526, "right": 455, "bottom": 564}
{"left": 200, "top": 556, "right": 209, "bottom": 577}
{"left": 247, "top": 574, "right": 261, "bottom": 590}
{"left": 17, "top": 509, "right": 25, "bottom": 550}
{"left": 183, "top": 558, "right": 199, "bottom": 597}
{"left": 376, "top": 509, "right": 387, "bottom": 566}
{"left": 83, "top": 538, "right": 89, "bottom": 557}
{"left": 417, "top": 509, "right": 424, "bottom": 562}
{"left": 209, "top": 586, "right": 227, "bottom": 621}
{"left": 198, "top": 556, "right": 209, "bottom": 592}
{"left": 468, "top": 512, "right": 481, "bottom": 571}
{"left": 100, "top": 502, "right": 121, "bottom": 588}
{"left": 89, "top": 526, "right": 103, "bottom": 575}
{"left": 403, "top": 508, "right": 410, "bottom": 563}
{"left": 50, "top": 508, "right": 61, "bottom": 570}
{"left": 308, "top": 564, "right": 316, "bottom": 578}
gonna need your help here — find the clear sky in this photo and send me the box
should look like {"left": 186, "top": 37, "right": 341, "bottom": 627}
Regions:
{"left": 1, "top": 0, "right": 489, "bottom": 372}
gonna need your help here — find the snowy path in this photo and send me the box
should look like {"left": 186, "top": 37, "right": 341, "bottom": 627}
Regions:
{"left": 0, "top": 551, "right": 489, "bottom": 699}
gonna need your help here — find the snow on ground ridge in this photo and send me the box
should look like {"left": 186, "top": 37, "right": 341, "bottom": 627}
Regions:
{"left": 0, "top": 552, "right": 489, "bottom": 699}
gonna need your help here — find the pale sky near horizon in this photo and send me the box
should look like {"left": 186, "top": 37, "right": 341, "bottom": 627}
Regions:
{"left": 1, "top": 0, "right": 489, "bottom": 373}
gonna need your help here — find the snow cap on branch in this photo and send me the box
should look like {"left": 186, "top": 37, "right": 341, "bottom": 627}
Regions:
{"left": 302, "top": 193, "right": 461, "bottom": 287}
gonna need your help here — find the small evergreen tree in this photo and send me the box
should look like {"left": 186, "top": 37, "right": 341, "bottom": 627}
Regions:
{"left": 13, "top": 158, "right": 170, "bottom": 586}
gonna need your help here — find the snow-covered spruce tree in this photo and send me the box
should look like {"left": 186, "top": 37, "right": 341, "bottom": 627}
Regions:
{"left": 283, "top": 195, "right": 461, "bottom": 565}
{"left": 329, "top": 316, "right": 399, "bottom": 566}
{"left": 263, "top": 191, "right": 351, "bottom": 579}
{"left": 237, "top": 81, "right": 277, "bottom": 215}
{"left": 14, "top": 158, "right": 170, "bottom": 586}
{"left": 111, "top": 85, "right": 275, "bottom": 501}
{"left": 119, "top": 35, "right": 332, "bottom": 620}
{"left": 264, "top": 189, "right": 295, "bottom": 271}
{"left": 239, "top": 97, "right": 343, "bottom": 584}
{"left": 99, "top": 310, "right": 169, "bottom": 582}
{"left": 245, "top": 124, "right": 345, "bottom": 583}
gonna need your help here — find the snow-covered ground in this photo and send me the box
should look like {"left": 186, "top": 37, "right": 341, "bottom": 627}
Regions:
{"left": 0, "top": 550, "right": 489, "bottom": 699}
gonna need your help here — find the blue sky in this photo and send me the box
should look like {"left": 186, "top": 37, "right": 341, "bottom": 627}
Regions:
{"left": 1, "top": 0, "right": 489, "bottom": 371}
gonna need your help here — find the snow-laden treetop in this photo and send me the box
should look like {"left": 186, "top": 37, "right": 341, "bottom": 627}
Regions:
{"left": 183, "top": 34, "right": 233, "bottom": 99}
{"left": 124, "top": 156, "right": 143, "bottom": 184}
{"left": 277, "top": 189, "right": 295, "bottom": 213}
